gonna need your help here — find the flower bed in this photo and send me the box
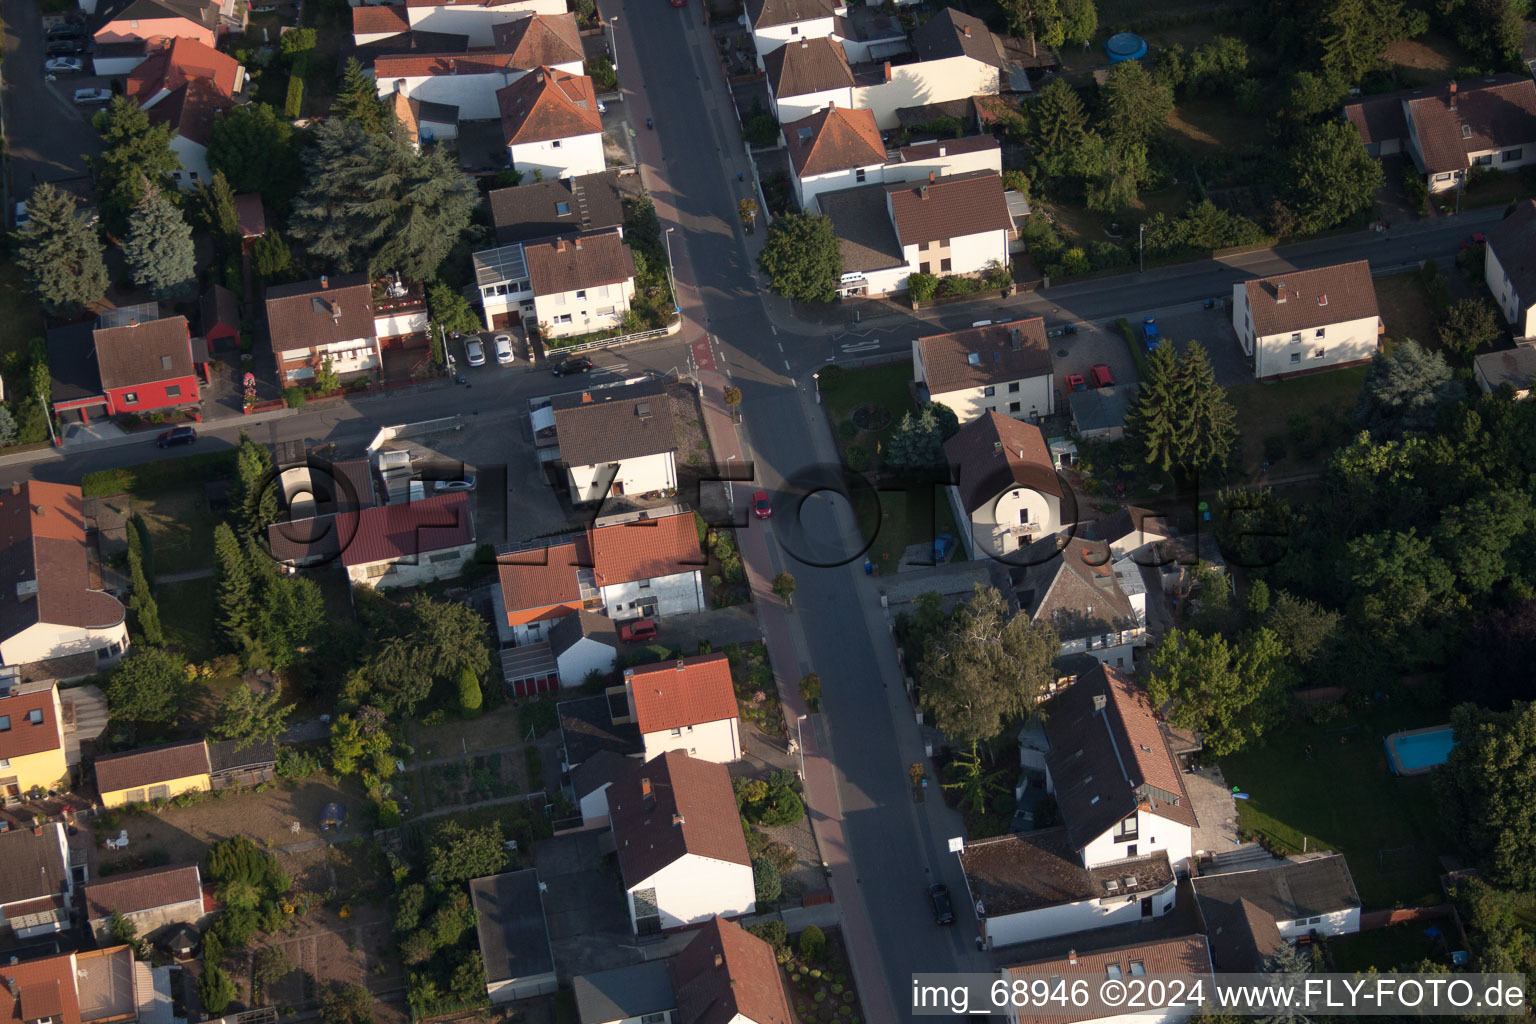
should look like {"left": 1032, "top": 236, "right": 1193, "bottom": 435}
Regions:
{"left": 786, "top": 925, "right": 864, "bottom": 1024}
{"left": 726, "top": 639, "right": 783, "bottom": 736}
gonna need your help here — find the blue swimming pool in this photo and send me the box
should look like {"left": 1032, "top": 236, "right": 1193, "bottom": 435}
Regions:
{"left": 1385, "top": 726, "right": 1456, "bottom": 776}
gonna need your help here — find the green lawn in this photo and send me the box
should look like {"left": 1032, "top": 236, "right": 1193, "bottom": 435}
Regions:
{"left": 158, "top": 577, "right": 216, "bottom": 663}
{"left": 1328, "top": 924, "right": 1442, "bottom": 972}
{"left": 1375, "top": 271, "right": 1442, "bottom": 351}
{"left": 133, "top": 484, "right": 218, "bottom": 575}
{"left": 1220, "top": 706, "right": 1454, "bottom": 909}
{"left": 1227, "top": 367, "right": 1367, "bottom": 475}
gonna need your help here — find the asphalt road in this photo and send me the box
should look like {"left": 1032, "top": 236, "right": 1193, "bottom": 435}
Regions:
{"left": 1, "top": 0, "right": 103, "bottom": 197}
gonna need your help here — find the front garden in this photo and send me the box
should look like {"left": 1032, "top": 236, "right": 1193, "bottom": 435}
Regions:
{"left": 746, "top": 922, "right": 866, "bottom": 1024}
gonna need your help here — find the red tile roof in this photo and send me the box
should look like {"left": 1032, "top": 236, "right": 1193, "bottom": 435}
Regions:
{"left": 127, "top": 35, "right": 238, "bottom": 103}
{"left": 1406, "top": 75, "right": 1536, "bottom": 174}
{"left": 1241, "top": 261, "right": 1379, "bottom": 340}
{"left": 626, "top": 653, "right": 737, "bottom": 734}
{"left": 0, "top": 953, "right": 81, "bottom": 1024}
{"left": 589, "top": 511, "right": 703, "bottom": 587}
{"left": 523, "top": 228, "right": 636, "bottom": 297}
{"left": 263, "top": 273, "right": 375, "bottom": 356}
{"left": 93, "top": 314, "right": 195, "bottom": 391}
{"left": 671, "top": 917, "right": 795, "bottom": 1024}
{"left": 0, "top": 482, "right": 126, "bottom": 646}
{"left": 1003, "top": 935, "right": 1213, "bottom": 1024}
{"left": 496, "top": 538, "right": 586, "bottom": 622}
{"left": 94, "top": 739, "right": 210, "bottom": 796}
{"left": 497, "top": 67, "right": 602, "bottom": 145}
{"left": 83, "top": 864, "right": 202, "bottom": 921}
{"left": 146, "top": 76, "right": 235, "bottom": 147}
{"left": 0, "top": 682, "right": 63, "bottom": 760}
{"left": 609, "top": 751, "right": 750, "bottom": 886}
{"left": 374, "top": 48, "right": 523, "bottom": 79}
{"left": 897, "top": 134, "right": 1000, "bottom": 163}
{"left": 492, "top": 13, "right": 583, "bottom": 68}
{"left": 336, "top": 492, "right": 474, "bottom": 567}
{"left": 784, "top": 105, "right": 884, "bottom": 177}
{"left": 886, "top": 170, "right": 1011, "bottom": 247}
{"left": 944, "top": 411, "right": 1061, "bottom": 513}
{"left": 352, "top": 3, "right": 409, "bottom": 33}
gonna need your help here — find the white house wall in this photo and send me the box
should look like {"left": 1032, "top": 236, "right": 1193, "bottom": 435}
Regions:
{"left": 378, "top": 71, "right": 521, "bottom": 118}
{"left": 771, "top": 86, "right": 854, "bottom": 124}
{"left": 1276, "top": 906, "right": 1361, "bottom": 940}
{"left": 375, "top": 310, "right": 429, "bottom": 338}
{"left": 1254, "top": 313, "right": 1380, "bottom": 379}
{"left": 487, "top": 970, "right": 560, "bottom": 1005}
{"left": 346, "top": 541, "right": 477, "bottom": 590}
{"left": 627, "top": 855, "right": 755, "bottom": 931}
{"left": 557, "top": 636, "right": 616, "bottom": 687}
{"left": 0, "top": 619, "right": 128, "bottom": 670}
{"left": 1486, "top": 244, "right": 1536, "bottom": 338}
{"left": 566, "top": 450, "right": 676, "bottom": 504}
{"left": 886, "top": 146, "right": 1002, "bottom": 184}
{"left": 508, "top": 132, "right": 606, "bottom": 181}
{"left": 929, "top": 373, "right": 1054, "bottom": 426}
{"left": 353, "top": 29, "right": 403, "bottom": 45}
{"left": 752, "top": 17, "right": 836, "bottom": 64}
{"left": 600, "top": 570, "right": 704, "bottom": 621}
{"left": 1077, "top": 813, "right": 1193, "bottom": 872}
{"left": 982, "top": 880, "right": 1178, "bottom": 948}
{"left": 534, "top": 277, "right": 636, "bottom": 338}
{"left": 966, "top": 487, "right": 1063, "bottom": 558}
{"left": 1057, "top": 633, "right": 1144, "bottom": 675}
{"left": 579, "top": 783, "right": 613, "bottom": 826}
{"left": 855, "top": 56, "right": 1000, "bottom": 130}
{"left": 799, "top": 163, "right": 885, "bottom": 213}
{"left": 166, "top": 137, "right": 208, "bottom": 189}
{"left": 93, "top": 54, "right": 147, "bottom": 75}
{"left": 641, "top": 716, "right": 742, "bottom": 763}
{"left": 406, "top": 1, "right": 564, "bottom": 45}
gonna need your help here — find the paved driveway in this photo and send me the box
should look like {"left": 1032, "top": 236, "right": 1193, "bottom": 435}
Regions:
{"left": 2, "top": 2, "right": 103, "bottom": 196}
{"left": 1144, "top": 306, "right": 1252, "bottom": 387}
{"left": 1049, "top": 322, "right": 1140, "bottom": 394}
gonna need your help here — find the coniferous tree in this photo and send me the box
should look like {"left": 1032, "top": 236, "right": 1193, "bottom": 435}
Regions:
{"left": 123, "top": 185, "right": 195, "bottom": 299}
{"left": 1125, "top": 341, "right": 1183, "bottom": 472}
{"left": 1126, "top": 341, "right": 1237, "bottom": 474}
{"left": 15, "top": 183, "right": 109, "bottom": 315}
{"left": 1176, "top": 342, "right": 1239, "bottom": 470}
{"left": 213, "top": 522, "right": 254, "bottom": 658}
{"left": 1028, "top": 79, "right": 1091, "bottom": 184}
{"left": 87, "top": 97, "right": 182, "bottom": 235}
{"left": 207, "top": 102, "right": 303, "bottom": 206}
{"left": 125, "top": 518, "right": 163, "bottom": 646}
{"left": 252, "top": 230, "right": 294, "bottom": 282}
{"left": 193, "top": 171, "right": 241, "bottom": 259}
{"left": 333, "top": 58, "right": 390, "bottom": 134}
{"left": 229, "top": 432, "right": 278, "bottom": 538}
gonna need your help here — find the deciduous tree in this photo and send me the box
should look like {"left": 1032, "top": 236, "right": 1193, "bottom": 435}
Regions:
{"left": 426, "top": 820, "right": 508, "bottom": 883}
{"left": 15, "top": 183, "right": 108, "bottom": 315}
{"left": 1145, "top": 628, "right": 1290, "bottom": 756}
{"left": 1284, "top": 121, "right": 1384, "bottom": 233}
{"left": 210, "top": 685, "right": 295, "bottom": 748}
{"left": 757, "top": 212, "right": 841, "bottom": 303}
{"left": 1460, "top": 601, "right": 1536, "bottom": 709}
{"left": 1437, "top": 701, "right": 1536, "bottom": 890}
{"left": 207, "top": 102, "right": 304, "bottom": 208}
{"left": 123, "top": 186, "right": 195, "bottom": 299}
{"left": 1263, "top": 591, "right": 1340, "bottom": 667}
{"left": 1320, "top": 0, "right": 1407, "bottom": 81}
{"left": 106, "top": 647, "right": 189, "bottom": 727}
{"left": 918, "top": 584, "right": 1058, "bottom": 744}
{"left": 1441, "top": 297, "right": 1501, "bottom": 360}
{"left": 427, "top": 281, "right": 481, "bottom": 336}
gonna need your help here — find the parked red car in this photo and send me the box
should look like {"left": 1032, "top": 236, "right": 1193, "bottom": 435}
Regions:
{"left": 752, "top": 489, "right": 772, "bottom": 519}
{"left": 1065, "top": 374, "right": 1087, "bottom": 393}
{"left": 1090, "top": 364, "right": 1115, "bottom": 389}
{"left": 620, "top": 618, "right": 658, "bottom": 643}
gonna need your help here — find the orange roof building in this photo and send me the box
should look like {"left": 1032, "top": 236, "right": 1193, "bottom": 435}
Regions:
{"left": 496, "top": 67, "right": 605, "bottom": 180}
{"left": 624, "top": 653, "right": 741, "bottom": 763}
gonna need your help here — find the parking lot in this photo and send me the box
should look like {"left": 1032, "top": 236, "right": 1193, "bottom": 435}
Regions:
{"left": 3, "top": 8, "right": 106, "bottom": 196}
{"left": 1140, "top": 304, "right": 1253, "bottom": 386}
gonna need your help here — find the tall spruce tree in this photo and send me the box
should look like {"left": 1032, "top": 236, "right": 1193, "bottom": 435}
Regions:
{"left": 333, "top": 58, "right": 390, "bottom": 134}
{"left": 15, "top": 183, "right": 109, "bottom": 315}
{"left": 1126, "top": 342, "right": 1237, "bottom": 474}
{"left": 87, "top": 96, "right": 182, "bottom": 236}
{"left": 193, "top": 171, "right": 242, "bottom": 259}
{"left": 125, "top": 517, "right": 164, "bottom": 646}
{"left": 229, "top": 433, "right": 278, "bottom": 538}
{"left": 213, "top": 522, "right": 254, "bottom": 659}
{"left": 1126, "top": 342, "right": 1183, "bottom": 471}
{"left": 123, "top": 185, "right": 195, "bottom": 299}
{"left": 1176, "top": 341, "right": 1239, "bottom": 470}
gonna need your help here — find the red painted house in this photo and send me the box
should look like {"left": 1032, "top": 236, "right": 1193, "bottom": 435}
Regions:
{"left": 46, "top": 312, "right": 205, "bottom": 426}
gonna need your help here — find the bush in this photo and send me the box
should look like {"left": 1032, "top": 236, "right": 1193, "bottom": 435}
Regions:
{"left": 753, "top": 856, "right": 782, "bottom": 904}
{"left": 199, "top": 964, "right": 237, "bottom": 1016}
{"left": 749, "top": 919, "right": 787, "bottom": 950}
{"left": 845, "top": 445, "right": 870, "bottom": 472}
{"left": 799, "top": 672, "right": 821, "bottom": 708}
{"left": 587, "top": 56, "right": 617, "bottom": 91}
{"left": 908, "top": 272, "right": 938, "bottom": 303}
{"left": 276, "top": 747, "right": 321, "bottom": 779}
{"left": 757, "top": 786, "right": 805, "bottom": 826}
{"left": 799, "top": 923, "right": 827, "bottom": 962}
{"left": 284, "top": 74, "right": 304, "bottom": 118}
{"left": 457, "top": 667, "right": 482, "bottom": 718}
{"left": 283, "top": 387, "right": 306, "bottom": 408}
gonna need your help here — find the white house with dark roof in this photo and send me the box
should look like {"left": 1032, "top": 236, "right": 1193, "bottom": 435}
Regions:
{"left": 1041, "top": 665, "right": 1198, "bottom": 871}
{"left": 958, "top": 830, "right": 1178, "bottom": 948}
{"left": 552, "top": 382, "right": 676, "bottom": 503}
{"left": 1088, "top": 506, "right": 1172, "bottom": 563}
{"left": 745, "top": 0, "right": 841, "bottom": 66}
{"left": 1476, "top": 346, "right": 1536, "bottom": 398}
{"left": 763, "top": 37, "right": 854, "bottom": 123}
{"left": 1485, "top": 198, "right": 1536, "bottom": 339}
{"left": 943, "top": 411, "right": 1066, "bottom": 559}
{"left": 549, "top": 610, "right": 619, "bottom": 687}
{"left": 0, "top": 823, "right": 73, "bottom": 939}
{"left": 609, "top": 751, "right": 754, "bottom": 933}
{"left": 1231, "top": 261, "right": 1381, "bottom": 380}
{"left": 264, "top": 274, "right": 380, "bottom": 384}
{"left": 1000, "top": 935, "right": 1214, "bottom": 1024}
{"left": 915, "top": 319, "right": 1055, "bottom": 425}
{"left": 497, "top": 67, "right": 605, "bottom": 180}
{"left": 783, "top": 105, "right": 887, "bottom": 213}
{"left": 849, "top": 8, "right": 1018, "bottom": 130}
{"left": 1011, "top": 539, "right": 1146, "bottom": 670}
{"left": 1192, "top": 854, "right": 1362, "bottom": 951}
{"left": 488, "top": 169, "right": 625, "bottom": 245}
{"left": 402, "top": 0, "right": 568, "bottom": 47}
{"left": 84, "top": 863, "right": 204, "bottom": 943}
{"left": 887, "top": 134, "right": 1002, "bottom": 183}
{"left": 474, "top": 228, "right": 636, "bottom": 336}
{"left": 573, "top": 961, "right": 676, "bottom": 1024}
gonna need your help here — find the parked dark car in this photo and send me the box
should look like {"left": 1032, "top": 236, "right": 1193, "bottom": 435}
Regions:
{"left": 929, "top": 883, "right": 955, "bottom": 925}
{"left": 156, "top": 426, "right": 198, "bottom": 448}
{"left": 46, "top": 39, "right": 84, "bottom": 56}
{"left": 552, "top": 356, "right": 593, "bottom": 377}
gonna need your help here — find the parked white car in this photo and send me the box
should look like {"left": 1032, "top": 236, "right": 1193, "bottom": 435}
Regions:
{"left": 72, "top": 88, "right": 111, "bottom": 105}
{"left": 465, "top": 338, "right": 486, "bottom": 366}
{"left": 494, "top": 334, "right": 514, "bottom": 365}
{"left": 45, "top": 56, "right": 85, "bottom": 73}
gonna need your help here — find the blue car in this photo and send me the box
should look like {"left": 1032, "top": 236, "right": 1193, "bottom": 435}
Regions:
{"left": 1142, "top": 317, "right": 1161, "bottom": 352}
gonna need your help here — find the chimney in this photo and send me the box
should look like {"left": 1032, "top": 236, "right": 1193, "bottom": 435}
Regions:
{"left": 1450, "top": 80, "right": 1457, "bottom": 111}
{"left": 640, "top": 777, "right": 652, "bottom": 798}
{"left": 128, "top": 318, "right": 139, "bottom": 328}
{"left": 1317, "top": 293, "right": 1328, "bottom": 307}
{"left": 580, "top": 391, "right": 592, "bottom": 403}
{"left": 321, "top": 275, "right": 329, "bottom": 289}
{"left": 919, "top": 185, "right": 929, "bottom": 199}
{"left": 1010, "top": 327, "right": 1021, "bottom": 350}
{"left": 672, "top": 813, "right": 685, "bottom": 826}
{"left": 556, "top": 238, "right": 567, "bottom": 253}
{"left": 714, "top": 954, "right": 724, "bottom": 968}
{"left": 575, "top": 237, "right": 583, "bottom": 250}
{"left": 332, "top": 304, "right": 341, "bottom": 325}
{"left": 1069, "top": 950, "right": 1078, "bottom": 965}
{"left": 9, "top": 484, "right": 19, "bottom": 496}
{"left": 800, "top": 38, "right": 808, "bottom": 47}
{"left": 962, "top": 24, "right": 971, "bottom": 35}
{"left": 676, "top": 660, "right": 686, "bottom": 671}
{"left": 1092, "top": 694, "right": 1107, "bottom": 713}
{"left": 1017, "top": 448, "right": 1024, "bottom": 458}
{"left": 828, "top": 100, "right": 835, "bottom": 108}
{"left": 939, "top": 145, "right": 946, "bottom": 156}
{"left": 993, "top": 440, "right": 1002, "bottom": 454}
{"left": 928, "top": 170, "right": 935, "bottom": 184}
{"left": 883, "top": 60, "right": 891, "bottom": 82}
{"left": 1274, "top": 282, "right": 1287, "bottom": 303}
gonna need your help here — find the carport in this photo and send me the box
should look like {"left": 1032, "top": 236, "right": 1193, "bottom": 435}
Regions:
{"left": 501, "top": 642, "right": 559, "bottom": 695}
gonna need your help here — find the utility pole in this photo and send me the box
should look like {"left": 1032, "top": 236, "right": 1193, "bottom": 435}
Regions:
{"left": 1139, "top": 223, "right": 1145, "bottom": 273}
{"left": 664, "top": 227, "right": 680, "bottom": 313}
{"left": 607, "top": 13, "right": 619, "bottom": 72}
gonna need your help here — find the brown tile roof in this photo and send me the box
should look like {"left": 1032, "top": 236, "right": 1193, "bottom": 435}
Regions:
{"left": 374, "top": 48, "right": 524, "bottom": 79}
{"left": 0, "top": 953, "right": 82, "bottom": 1024}
{"left": 0, "top": 682, "right": 63, "bottom": 760}
{"left": 610, "top": 751, "right": 750, "bottom": 886}
{"left": 1191, "top": 855, "right": 1362, "bottom": 925}
{"left": 93, "top": 739, "right": 210, "bottom": 796}
{"left": 263, "top": 273, "right": 375, "bottom": 356}
{"left": 0, "top": 827, "right": 67, "bottom": 911}
{"left": 93, "top": 314, "right": 194, "bottom": 391}
{"left": 1343, "top": 92, "right": 1408, "bottom": 146}
{"left": 959, "top": 829, "right": 1174, "bottom": 915}
{"left": 489, "top": 170, "right": 626, "bottom": 244}
{"left": 886, "top": 170, "right": 1011, "bottom": 247}
{"left": 626, "top": 653, "right": 737, "bottom": 734}
{"left": 146, "top": 76, "right": 235, "bottom": 146}
{"left": 745, "top": 0, "right": 835, "bottom": 29}
{"left": 497, "top": 67, "right": 602, "bottom": 145}
{"left": 0, "top": 482, "right": 126, "bottom": 645}
{"left": 919, "top": 317, "right": 1051, "bottom": 394}
{"left": 944, "top": 411, "right": 1061, "bottom": 513}
{"left": 497, "top": 538, "right": 585, "bottom": 620}
{"left": 784, "top": 105, "right": 885, "bottom": 177}
{"left": 589, "top": 511, "right": 704, "bottom": 587}
{"left": 1003, "top": 935, "right": 1213, "bottom": 1024}
{"left": 897, "top": 134, "right": 1000, "bottom": 163}
{"left": 83, "top": 864, "right": 202, "bottom": 921}
{"left": 336, "top": 492, "right": 474, "bottom": 567}
{"left": 523, "top": 229, "right": 637, "bottom": 297}
{"left": 1241, "top": 261, "right": 1378, "bottom": 340}
{"left": 763, "top": 37, "right": 853, "bottom": 100}
{"left": 1405, "top": 75, "right": 1536, "bottom": 174}
{"left": 1486, "top": 198, "right": 1536, "bottom": 308}
{"left": 352, "top": 3, "right": 408, "bottom": 33}
{"left": 1042, "top": 664, "right": 1197, "bottom": 851}
{"left": 1198, "top": 894, "right": 1284, "bottom": 972}
{"left": 671, "top": 917, "right": 795, "bottom": 1024}
{"left": 492, "top": 14, "right": 583, "bottom": 68}
{"left": 911, "top": 7, "right": 1004, "bottom": 67}
{"left": 128, "top": 36, "right": 239, "bottom": 106}
{"left": 552, "top": 381, "right": 675, "bottom": 468}
{"left": 1014, "top": 536, "right": 1137, "bottom": 639}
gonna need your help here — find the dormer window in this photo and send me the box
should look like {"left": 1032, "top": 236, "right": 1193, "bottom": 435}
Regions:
{"left": 1462, "top": 124, "right": 1473, "bottom": 139}
{"left": 27, "top": 710, "right": 42, "bottom": 725}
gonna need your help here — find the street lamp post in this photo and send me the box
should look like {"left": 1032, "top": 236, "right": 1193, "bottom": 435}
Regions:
{"left": 726, "top": 453, "right": 737, "bottom": 511}
{"left": 812, "top": 371, "right": 820, "bottom": 404}
{"left": 607, "top": 13, "right": 618, "bottom": 72}
{"left": 1139, "top": 223, "right": 1145, "bottom": 273}
{"left": 796, "top": 714, "right": 807, "bottom": 781}
{"left": 664, "top": 227, "right": 681, "bottom": 313}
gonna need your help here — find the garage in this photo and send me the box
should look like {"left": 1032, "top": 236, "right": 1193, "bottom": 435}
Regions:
{"left": 501, "top": 642, "right": 559, "bottom": 696}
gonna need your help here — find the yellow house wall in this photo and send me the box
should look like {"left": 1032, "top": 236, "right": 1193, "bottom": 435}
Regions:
{"left": 5, "top": 748, "right": 69, "bottom": 793}
{"left": 99, "top": 772, "right": 210, "bottom": 808}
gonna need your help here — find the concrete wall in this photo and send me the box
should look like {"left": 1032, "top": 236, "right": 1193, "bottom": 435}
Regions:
{"left": 1486, "top": 244, "right": 1536, "bottom": 338}
{"left": 487, "top": 969, "right": 560, "bottom": 1004}
{"left": 928, "top": 372, "right": 1053, "bottom": 426}
{"left": 641, "top": 716, "right": 742, "bottom": 763}
{"left": 982, "top": 880, "right": 1178, "bottom": 948}
{"left": 567, "top": 450, "right": 676, "bottom": 504}
{"left": 508, "top": 132, "right": 606, "bottom": 182}
{"left": 557, "top": 636, "right": 617, "bottom": 687}
{"left": 628, "top": 855, "right": 754, "bottom": 932}
{"left": 375, "top": 310, "right": 429, "bottom": 339}
{"left": 770, "top": 85, "right": 854, "bottom": 124}
{"left": 854, "top": 56, "right": 999, "bottom": 130}
{"left": 578, "top": 782, "right": 612, "bottom": 826}
{"left": 347, "top": 541, "right": 477, "bottom": 590}
{"left": 600, "top": 570, "right": 704, "bottom": 621}
{"left": 89, "top": 898, "right": 204, "bottom": 943}
{"left": 95, "top": 53, "right": 149, "bottom": 75}
{"left": 101, "top": 772, "right": 210, "bottom": 808}
{"left": 0, "top": 619, "right": 128, "bottom": 671}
